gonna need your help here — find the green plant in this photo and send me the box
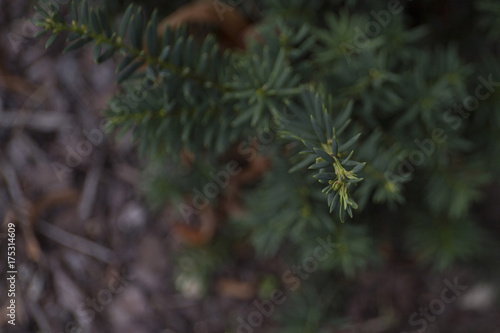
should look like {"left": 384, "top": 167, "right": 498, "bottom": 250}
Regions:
{"left": 35, "top": 0, "right": 500, "bottom": 331}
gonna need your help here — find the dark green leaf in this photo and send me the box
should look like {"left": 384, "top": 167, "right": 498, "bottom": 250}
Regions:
{"left": 33, "top": 20, "right": 49, "bottom": 28}
{"left": 314, "top": 172, "right": 336, "bottom": 180}
{"left": 339, "top": 133, "right": 361, "bottom": 152}
{"left": 268, "top": 48, "right": 286, "bottom": 87}
{"left": 231, "top": 110, "right": 252, "bottom": 127}
{"left": 146, "top": 9, "right": 159, "bottom": 57}
{"left": 34, "top": 5, "right": 49, "bottom": 17}
{"left": 55, "top": 12, "right": 65, "bottom": 24}
{"left": 330, "top": 193, "right": 339, "bottom": 212}
{"left": 97, "top": 47, "right": 115, "bottom": 63}
{"left": 347, "top": 205, "right": 353, "bottom": 218}
{"left": 250, "top": 100, "right": 265, "bottom": 127}
{"left": 67, "top": 32, "right": 81, "bottom": 42}
{"left": 145, "top": 65, "right": 156, "bottom": 80}
{"left": 162, "top": 25, "right": 172, "bottom": 47}
{"left": 289, "top": 155, "right": 316, "bottom": 173}
{"left": 341, "top": 150, "right": 354, "bottom": 165}
{"left": 314, "top": 147, "right": 335, "bottom": 163}
{"left": 119, "top": 4, "right": 134, "bottom": 37}
{"left": 174, "top": 25, "right": 187, "bottom": 40}
{"left": 70, "top": 1, "right": 78, "bottom": 21}
{"left": 336, "top": 119, "right": 351, "bottom": 136}
{"left": 328, "top": 192, "right": 334, "bottom": 207}
{"left": 117, "top": 55, "right": 135, "bottom": 72}
{"left": 200, "top": 34, "right": 214, "bottom": 54}
{"left": 160, "top": 45, "right": 170, "bottom": 61}
{"left": 339, "top": 207, "right": 346, "bottom": 222}
{"left": 63, "top": 37, "right": 91, "bottom": 52}
{"left": 349, "top": 198, "right": 358, "bottom": 209}
{"left": 331, "top": 137, "right": 338, "bottom": 156}
{"left": 117, "top": 60, "right": 144, "bottom": 83}
{"left": 98, "top": 9, "right": 112, "bottom": 37}
{"left": 351, "top": 162, "right": 366, "bottom": 174}
{"left": 299, "top": 149, "right": 315, "bottom": 154}
{"left": 34, "top": 30, "right": 48, "bottom": 38}
{"left": 171, "top": 37, "right": 184, "bottom": 67}
{"left": 343, "top": 160, "right": 358, "bottom": 167}
{"left": 45, "top": 33, "right": 58, "bottom": 49}
{"left": 344, "top": 99, "right": 354, "bottom": 116}
{"left": 80, "top": 0, "right": 88, "bottom": 25}
{"left": 303, "top": 140, "right": 316, "bottom": 151}
{"left": 309, "top": 161, "right": 331, "bottom": 169}
{"left": 89, "top": 10, "right": 101, "bottom": 33}
{"left": 208, "top": 45, "right": 219, "bottom": 79}
{"left": 185, "top": 36, "right": 195, "bottom": 66}
{"left": 324, "top": 112, "right": 332, "bottom": 139}
{"left": 130, "top": 13, "right": 143, "bottom": 50}
{"left": 310, "top": 115, "right": 324, "bottom": 142}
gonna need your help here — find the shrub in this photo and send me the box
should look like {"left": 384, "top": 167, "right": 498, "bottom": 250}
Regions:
{"left": 35, "top": 0, "right": 500, "bottom": 331}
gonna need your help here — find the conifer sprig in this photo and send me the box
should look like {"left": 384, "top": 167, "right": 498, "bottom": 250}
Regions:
{"left": 34, "top": 0, "right": 229, "bottom": 89}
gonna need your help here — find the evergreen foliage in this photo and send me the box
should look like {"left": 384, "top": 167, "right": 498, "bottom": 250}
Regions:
{"left": 35, "top": 0, "right": 500, "bottom": 331}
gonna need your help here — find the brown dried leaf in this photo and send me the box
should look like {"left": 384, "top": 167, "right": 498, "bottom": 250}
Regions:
{"left": 30, "top": 188, "right": 79, "bottom": 225}
{"left": 172, "top": 202, "right": 217, "bottom": 246}
{"left": 233, "top": 155, "right": 271, "bottom": 185}
{"left": 158, "top": 0, "right": 251, "bottom": 49}
{"left": 216, "top": 278, "right": 255, "bottom": 299}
